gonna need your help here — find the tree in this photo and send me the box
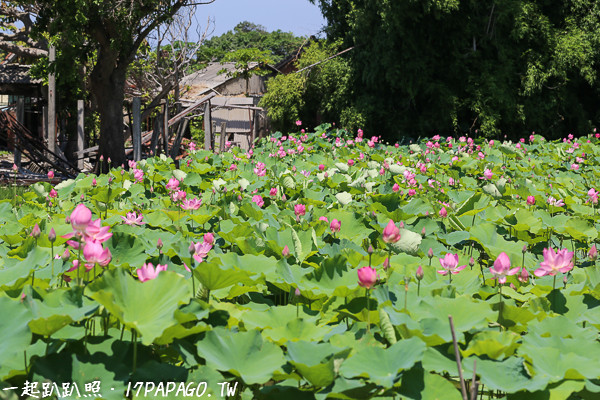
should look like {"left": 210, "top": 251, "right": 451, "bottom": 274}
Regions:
{"left": 260, "top": 40, "right": 360, "bottom": 132}
{"left": 21, "top": 0, "right": 216, "bottom": 169}
{"left": 310, "top": 0, "right": 600, "bottom": 140}
{"left": 196, "top": 21, "right": 306, "bottom": 64}
{"left": 220, "top": 48, "right": 273, "bottom": 95}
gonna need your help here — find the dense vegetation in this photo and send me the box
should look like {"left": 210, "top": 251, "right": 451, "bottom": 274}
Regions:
{"left": 309, "top": 0, "right": 600, "bottom": 141}
{"left": 1, "top": 126, "right": 600, "bottom": 399}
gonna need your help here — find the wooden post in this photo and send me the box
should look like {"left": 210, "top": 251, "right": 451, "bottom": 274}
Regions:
{"left": 14, "top": 97, "right": 23, "bottom": 169}
{"left": 162, "top": 99, "right": 169, "bottom": 155}
{"left": 77, "top": 100, "right": 84, "bottom": 170}
{"left": 42, "top": 106, "right": 48, "bottom": 146}
{"left": 132, "top": 97, "right": 141, "bottom": 161}
{"left": 151, "top": 115, "right": 161, "bottom": 156}
{"left": 204, "top": 100, "right": 212, "bottom": 151}
{"left": 48, "top": 45, "right": 56, "bottom": 161}
{"left": 219, "top": 122, "right": 227, "bottom": 152}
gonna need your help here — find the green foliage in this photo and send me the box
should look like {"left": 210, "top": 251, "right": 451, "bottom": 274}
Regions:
{"left": 260, "top": 40, "right": 363, "bottom": 132}
{"left": 310, "top": 0, "right": 600, "bottom": 139}
{"left": 197, "top": 21, "right": 306, "bottom": 64}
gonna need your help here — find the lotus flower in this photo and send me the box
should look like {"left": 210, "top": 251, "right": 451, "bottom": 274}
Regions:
{"left": 192, "top": 241, "right": 213, "bottom": 263}
{"left": 382, "top": 220, "right": 401, "bottom": 243}
{"left": 269, "top": 187, "right": 277, "bottom": 197}
{"left": 121, "top": 211, "right": 145, "bottom": 225}
{"left": 534, "top": 248, "right": 574, "bottom": 277}
{"left": 517, "top": 266, "right": 529, "bottom": 283}
{"left": 330, "top": 219, "right": 341, "bottom": 233}
{"left": 48, "top": 170, "right": 54, "bottom": 179}
{"left": 489, "top": 252, "right": 519, "bottom": 284}
{"left": 483, "top": 169, "right": 493, "bottom": 180}
{"left": 83, "top": 240, "right": 111, "bottom": 266}
{"left": 357, "top": 266, "right": 377, "bottom": 289}
{"left": 70, "top": 204, "right": 92, "bottom": 233}
{"left": 437, "top": 253, "right": 466, "bottom": 276}
{"left": 319, "top": 216, "right": 329, "bottom": 223}
{"left": 588, "top": 188, "right": 598, "bottom": 204}
{"left": 526, "top": 196, "right": 535, "bottom": 205}
{"left": 294, "top": 204, "right": 306, "bottom": 217}
{"left": 83, "top": 219, "right": 112, "bottom": 243}
{"left": 589, "top": 244, "right": 597, "bottom": 261}
{"left": 439, "top": 207, "right": 447, "bottom": 218}
{"left": 137, "top": 263, "right": 167, "bottom": 282}
{"left": 166, "top": 178, "right": 180, "bottom": 191}
{"left": 48, "top": 188, "right": 58, "bottom": 198}
{"left": 252, "top": 195, "right": 264, "bottom": 208}
{"left": 181, "top": 198, "right": 202, "bottom": 210}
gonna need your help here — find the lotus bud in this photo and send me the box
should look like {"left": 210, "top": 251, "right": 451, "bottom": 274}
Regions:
{"left": 589, "top": 244, "right": 597, "bottom": 261}
{"left": 61, "top": 249, "right": 70, "bottom": 261}
{"left": 188, "top": 242, "right": 196, "bottom": 255}
{"left": 416, "top": 265, "right": 424, "bottom": 281}
{"left": 427, "top": 248, "right": 434, "bottom": 259}
{"left": 48, "top": 228, "right": 56, "bottom": 243}
{"left": 367, "top": 245, "right": 374, "bottom": 255}
{"left": 157, "top": 238, "right": 163, "bottom": 250}
{"left": 421, "top": 227, "right": 426, "bottom": 236}
{"left": 30, "top": 223, "right": 41, "bottom": 239}
{"left": 383, "top": 257, "right": 389, "bottom": 270}
{"left": 282, "top": 245, "right": 290, "bottom": 258}
{"left": 522, "top": 245, "right": 528, "bottom": 254}
{"left": 469, "top": 256, "right": 475, "bottom": 267}
{"left": 295, "top": 287, "right": 301, "bottom": 297}
{"left": 48, "top": 170, "right": 54, "bottom": 179}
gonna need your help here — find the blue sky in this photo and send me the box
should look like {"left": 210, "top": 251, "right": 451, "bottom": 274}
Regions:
{"left": 197, "top": 0, "right": 326, "bottom": 38}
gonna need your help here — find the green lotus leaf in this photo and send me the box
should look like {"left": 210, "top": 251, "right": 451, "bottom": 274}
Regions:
{"left": 87, "top": 268, "right": 191, "bottom": 345}
{"left": 196, "top": 328, "right": 286, "bottom": 385}
{"left": 339, "top": 336, "right": 426, "bottom": 388}
{"left": 0, "top": 296, "right": 33, "bottom": 380}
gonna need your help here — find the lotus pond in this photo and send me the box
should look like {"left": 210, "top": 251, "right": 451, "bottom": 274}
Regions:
{"left": 1, "top": 126, "right": 600, "bottom": 399}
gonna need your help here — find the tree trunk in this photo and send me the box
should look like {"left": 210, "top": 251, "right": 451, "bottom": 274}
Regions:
{"left": 90, "top": 49, "right": 128, "bottom": 172}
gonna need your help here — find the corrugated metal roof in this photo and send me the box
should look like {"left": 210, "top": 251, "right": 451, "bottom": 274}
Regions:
{"left": 180, "top": 62, "right": 258, "bottom": 98}
{"left": 0, "top": 64, "right": 42, "bottom": 85}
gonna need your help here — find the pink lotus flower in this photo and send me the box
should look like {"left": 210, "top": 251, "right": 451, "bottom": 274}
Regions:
{"left": 547, "top": 196, "right": 565, "bottom": 207}
{"left": 357, "top": 266, "right": 377, "bottom": 289}
{"left": 489, "top": 252, "right": 519, "bottom": 284}
{"left": 415, "top": 265, "right": 424, "bottom": 280}
{"left": 133, "top": 169, "right": 144, "bottom": 183}
{"left": 48, "top": 228, "right": 56, "bottom": 243}
{"left": 48, "top": 188, "right": 57, "bottom": 198}
{"left": 588, "top": 188, "right": 598, "bottom": 204}
{"left": 269, "top": 187, "right": 277, "bottom": 197}
{"left": 517, "top": 266, "right": 529, "bottom": 283}
{"left": 437, "top": 253, "right": 466, "bottom": 276}
{"left": 166, "top": 177, "right": 180, "bottom": 191}
{"left": 137, "top": 263, "right": 167, "bottom": 282}
{"left": 330, "top": 219, "right": 341, "bottom": 233}
{"left": 84, "top": 240, "right": 112, "bottom": 266}
{"left": 534, "top": 248, "right": 574, "bottom": 277}
{"left": 296, "top": 120, "right": 302, "bottom": 126}
{"left": 48, "top": 170, "right": 54, "bottom": 179}
{"left": 439, "top": 207, "right": 447, "bottom": 218}
{"left": 347, "top": 159, "right": 355, "bottom": 166}
{"left": 70, "top": 204, "right": 92, "bottom": 233}
{"left": 171, "top": 190, "right": 187, "bottom": 202}
{"left": 393, "top": 183, "right": 400, "bottom": 192}
{"left": 203, "top": 233, "right": 214, "bottom": 245}
{"left": 526, "top": 196, "right": 535, "bottom": 205}
{"left": 192, "top": 240, "right": 213, "bottom": 263}
{"left": 319, "top": 216, "right": 329, "bottom": 223}
{"left": 83, "top": 219, "right": 112, "bottom": 243}
{"left": 318, "top": 164, "right": 325, "bottom": 171}
{"left": 483, "top": 169, "right": 493, "bottom": 180}
{"left": 294, "top": 204, "right": 306, "bottom": 217}
{"left": 382, "top": 220, "right": 401, "bottom": 243}
{"left": 181, "top": 198, "right": 202, "bottom": 210}
{"left": 282, "top": 245, "right": 290, "bottom": 257}
{"left": 589, "top": 244, "right": 597, "bottom": 261}
{"left": 121, "top": 211, "right": 145, "bottom": 225}
{"left": 252, "top": 195, "right": 264, "bottom": 208}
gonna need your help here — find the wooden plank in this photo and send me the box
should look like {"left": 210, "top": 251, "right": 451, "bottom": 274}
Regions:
{"left": 204, "top": 100, "right": 212, "bottom": 150}
{"left": 170, "top": 118, "right": 189, "bottom": 160}
{"left": 48, "top": 45, "right": 56, "bottom": 161}
{"left": 169, "top": 92, "right": 216, "bottom": 127}
{"left": 14, "top": 97, "right": 23, "bottom": 169}
{"left": 132, "top": 97, "right": 141, "bottom": 161}
{"left": 219, "top": 122, "right": 226, "bottom": 152}
{"left": 162, "top": 99, "right": 169, "bottom": 155}
{"left": 77, "top": 100, "right": 84, "bottom": 170}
